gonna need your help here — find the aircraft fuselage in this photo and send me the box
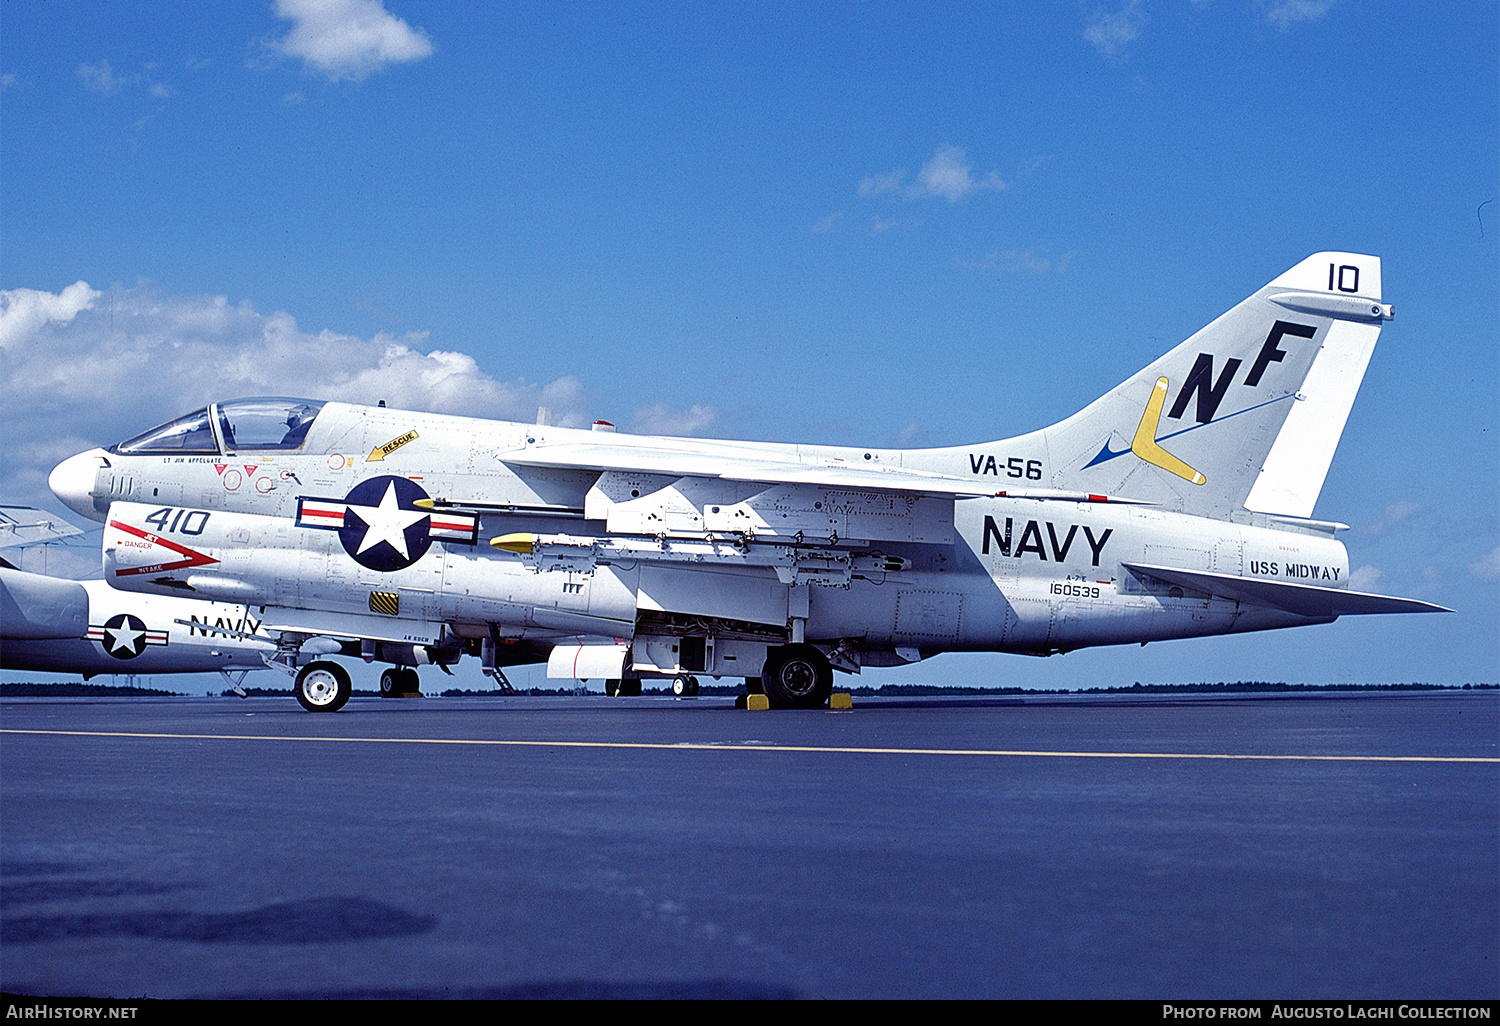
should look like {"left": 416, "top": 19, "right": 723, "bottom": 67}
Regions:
{"left": 0, "top": 570, "right": 275, "bottom": 677}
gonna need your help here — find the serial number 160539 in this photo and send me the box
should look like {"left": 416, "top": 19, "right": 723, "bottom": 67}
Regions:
{"left": 1049, "top": 581, "right": 1102, "bottom": 598}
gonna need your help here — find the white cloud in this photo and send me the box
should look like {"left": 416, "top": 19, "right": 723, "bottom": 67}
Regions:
{"left": 1470, "top": 547, "right": 1500, "bottom": 582}
{"left": 1084, "top": 1, "right": 1145, "bottom": 59}
{"left": 858, "top": 169, "right": 906, "bottom": 197}
{"left": 628, "top": 403, "right": 718, "bottom": 437}
{"left": 0, "top": 281, "right": 100, "bottom": 349}
{"left": 1348, "top": 565, "right": 1383, "bottom": 591}
{"left": 0, "top": 281, "right": 588, "bottom": 507}
{"left": 1267, "top": 1, "right": 1335, "bottom": 30}
{"left": 910, "top": 146, "right": 1006, "bottom": 202}
{"left": 272, "top": 0, "right": 434, "bottom": 82}
{"left": 954, "top": 249, "right": 1075, "bottom": 274}
{"left": 855, "top": 148, "right": 1009, "bottom": 208}
{"left": 77, "top": 61, "right": 128, "bottom": 96}
{"left": 1363, "top": 501, "right": 1423, "bottom": 536}
{"left": 810, "top": 210, "right": 844, "bottom": 234}
{"left": 76, "top": 61, "right": 173, "bottom": 104}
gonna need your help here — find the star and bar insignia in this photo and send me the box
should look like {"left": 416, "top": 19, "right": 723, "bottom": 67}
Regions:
{"left": 295, "top": 475, "right": 478, "bottom": 572}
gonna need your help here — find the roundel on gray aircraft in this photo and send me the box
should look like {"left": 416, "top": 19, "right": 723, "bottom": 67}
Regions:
{"left": 101, "top": 613, "right": 149, "bottom": 659}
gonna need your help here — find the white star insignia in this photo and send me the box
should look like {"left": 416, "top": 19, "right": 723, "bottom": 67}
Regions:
{"left": 345, "top": 482, "right": 428, "bottom": 560}
{"left": 105, "top": 621, "right": 145, "bottom": 654}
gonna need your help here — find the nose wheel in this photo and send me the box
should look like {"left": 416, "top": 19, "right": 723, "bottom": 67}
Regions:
{"left": 671, "top": 674, "right": 699, "bottom": 697}
{"left": 295, "top": 660, "right": 352, "bottom": 712}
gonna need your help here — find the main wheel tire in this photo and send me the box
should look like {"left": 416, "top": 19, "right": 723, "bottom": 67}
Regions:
{"left": 398, "top": 667, "right": 421, "bottom": 694}
{"left": 671, "top": 674, "right": 700, "bottom": 697}
{"left": 296, "top": 660, "right": 352, "bottom": 712}
{"left": 379, "top": 668, "right": 400, "bottom": 697}
{"left": 761, "top": 645, "right": 832, "bottom": 709}
{"left": 618, "top": 678, "right": 642, "bottom": 697}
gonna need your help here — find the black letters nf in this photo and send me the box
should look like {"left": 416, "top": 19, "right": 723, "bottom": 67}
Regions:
{"left": 1245, "top": 321, "right": 1317, "bottom": 388}
{"left": 1168, "top": 353, "right": 1242, "bottom": 423}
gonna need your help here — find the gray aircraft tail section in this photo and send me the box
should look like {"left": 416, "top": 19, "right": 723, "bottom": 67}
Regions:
{"left": 1006, "top": 253, "right": 1393, "bottom": 520}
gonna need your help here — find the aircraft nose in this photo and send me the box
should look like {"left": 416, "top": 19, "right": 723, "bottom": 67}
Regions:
{"left": 50, "top": 449, "right": 108, "bottom": 522}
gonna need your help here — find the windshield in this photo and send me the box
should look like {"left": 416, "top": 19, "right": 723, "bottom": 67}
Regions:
{"left": 112, "top": 398, "right": 325, "bottom": 454}
{"left": 217, "top": 398, "right": 325, "bottom": 451}
{"left": 114, "top": 407, "right": 218, "bottom": 454}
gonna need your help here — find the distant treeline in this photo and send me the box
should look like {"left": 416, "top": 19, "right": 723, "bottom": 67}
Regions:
{"left": 840, "top": 681, "right": 1497, "bottom": 696}
{"left": 3, "top": 680, "right": 1494, "bottom": 700}
{"left": 0, "top": 681, "right": 185, "bottom": 697}
{"left": 441, "top": 681, "right": 1497, "bottom": 697}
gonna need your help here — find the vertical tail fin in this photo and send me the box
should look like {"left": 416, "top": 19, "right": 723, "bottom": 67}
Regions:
{"left": 1033, "top": 253, "right": 1391, "bottom": 519}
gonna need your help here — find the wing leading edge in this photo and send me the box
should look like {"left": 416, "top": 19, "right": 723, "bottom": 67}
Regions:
{"left": 496, "top": 442, "right": 1147, "bottom": 504}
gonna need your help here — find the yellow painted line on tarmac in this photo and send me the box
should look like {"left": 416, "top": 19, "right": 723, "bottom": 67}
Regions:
{"left": 2, "top": 729, "right": 1495, "bottom": 764}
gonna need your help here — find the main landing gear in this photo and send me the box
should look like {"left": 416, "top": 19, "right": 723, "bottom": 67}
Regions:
{"left": 671, "top": 674, "right": 700, "bottom": 697}
{"left": 760, "top": 644, "right": 833, "bottom": 709}
{"left": 294, "top": 660, "right": 352, "bottom": 712}
{"left": 379, "top": 666, "right": 421, "bottom": 698}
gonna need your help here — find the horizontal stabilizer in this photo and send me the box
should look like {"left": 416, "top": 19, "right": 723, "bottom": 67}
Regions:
{"left": 1122, "top": 563, "right": 1451, "bottom": 617}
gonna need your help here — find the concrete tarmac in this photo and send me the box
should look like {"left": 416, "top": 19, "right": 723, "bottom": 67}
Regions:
{"left": 1, "top": 689, "right": 1496, "bottom": 999}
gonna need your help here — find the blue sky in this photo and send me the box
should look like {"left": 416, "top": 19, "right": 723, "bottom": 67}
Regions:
{"left": 2, "top": 1, "right": 1495, "bottom": 689}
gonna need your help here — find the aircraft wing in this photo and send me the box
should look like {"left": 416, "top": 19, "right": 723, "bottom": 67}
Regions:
{"left": 1122, "top": 563, "right": 1451, "bottom": 617}
{"left": 496, "top": 441, "right": 1142, "bottom": 503}
{"left": 0, "top": 506, "right": 84, "bottom": 548}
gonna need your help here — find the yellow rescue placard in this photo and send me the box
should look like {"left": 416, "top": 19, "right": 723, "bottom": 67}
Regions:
{"left": 367, "top": 430, "right": 419, "bottom": 462}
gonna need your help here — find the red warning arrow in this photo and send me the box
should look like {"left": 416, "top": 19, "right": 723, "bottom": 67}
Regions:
{"left": 107, "top": 520, "right": 219, "bottom": 577}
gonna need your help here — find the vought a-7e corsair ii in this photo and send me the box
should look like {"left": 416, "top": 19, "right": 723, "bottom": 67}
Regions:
{"left": 49, "top": 253, "right": 1446, "bottom": 710}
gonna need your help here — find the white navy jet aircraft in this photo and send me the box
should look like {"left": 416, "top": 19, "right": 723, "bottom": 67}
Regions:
{"left": 0, "top": 507, "right": 276, "bottom": 689}
{"left": 49, "top": 253, "right": 1447, "bottom": 710}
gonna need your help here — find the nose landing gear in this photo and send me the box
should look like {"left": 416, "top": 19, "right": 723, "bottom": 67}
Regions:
{"left": 294, "top": 660, "right": 352, "bottom": 712}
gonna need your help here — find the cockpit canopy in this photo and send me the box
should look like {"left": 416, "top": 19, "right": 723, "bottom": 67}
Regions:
{"left": 113, "top": 398, "right": 325, "bottom": 455}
